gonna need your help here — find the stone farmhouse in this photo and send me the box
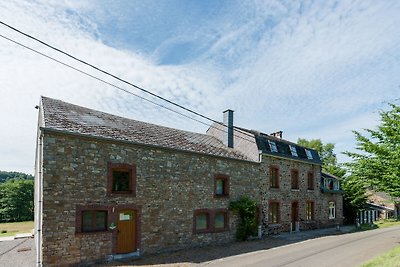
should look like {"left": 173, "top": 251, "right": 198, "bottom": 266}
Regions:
{"left": 34, "top": 96, "right": 343, "bottom": 266}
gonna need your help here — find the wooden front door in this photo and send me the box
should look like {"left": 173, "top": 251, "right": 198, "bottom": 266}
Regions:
{"left": 291, "top": 202, "right": 299, "bottom": 231}
{"left": 117, "top": 210, "right": 136, "bottom": 254}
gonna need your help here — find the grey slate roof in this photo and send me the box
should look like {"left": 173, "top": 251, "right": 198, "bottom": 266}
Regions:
{"left": 236, "top": 128, "right": 322, "bottom": 165}
{"left": 321, "top": 172, "right": 341, "bottom": 181}
{"left": 40, "top": 97, "right": 254, "bottom": 161}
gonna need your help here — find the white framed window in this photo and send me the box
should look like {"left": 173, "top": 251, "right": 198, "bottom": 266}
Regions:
{"left": 305, "top": 149, "right": 313, "bottom": 160}
{"left": 333, "top": 181, "right": 340, "bottom": 190}
{"left": 329, "top": 202, "right": 336, "bottom": 219}
{"left": 289, "top": 145, "right": 298, "bottom": 157}
{"left": 268, "top": 140, "right": 278, "bottom": 153}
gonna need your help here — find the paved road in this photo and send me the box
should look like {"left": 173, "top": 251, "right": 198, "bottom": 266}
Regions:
{"left": 0, "top": 237, "right": 35, "bottom": 267}
{"left": 202, "top": 226, "right": 400, "bottom": 267}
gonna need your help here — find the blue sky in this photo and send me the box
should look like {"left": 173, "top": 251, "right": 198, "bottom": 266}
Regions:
{"left": 0, "top": 0, "right": 400, "bottom": 174}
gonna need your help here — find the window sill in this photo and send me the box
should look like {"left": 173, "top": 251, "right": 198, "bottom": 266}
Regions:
{"left": 214, "top": 194, "right": 229, "bottom": 199}
{"left": 108, "top": 192, "right": 136, "bottom": 197}
{"left": 193, "top": 228, "right": 229, "bottom": 234}
{"left": 75, "top": 230, "right": 111, "bottom": 236}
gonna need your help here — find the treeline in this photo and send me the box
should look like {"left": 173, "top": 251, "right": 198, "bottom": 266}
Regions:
{"left": 0, "top": 171, "right": 34, "bottom": 222}
{"left": 0, "top": 171, "right": 33, "bottom": 183}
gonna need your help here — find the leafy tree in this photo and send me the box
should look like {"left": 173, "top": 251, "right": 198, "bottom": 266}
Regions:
{"left": 297, "top": 138, "right": 345, "bottom": 177}
{"left": 0, "top": 179, "right": 34, "bottom": 222}
{"left": 230, "top": 196, "right": 258, "bottom": 241}
{"left": 297, "top": 138, "right": 367, "bottom": 223}
{"left": 341, "top": 175, "right": 368, "bottom": 223}
{"left": 0, "top": 171, "right": 33, "bottom": 183}
{"left": 345, "top": 103, "right": 400, "bottom": 199}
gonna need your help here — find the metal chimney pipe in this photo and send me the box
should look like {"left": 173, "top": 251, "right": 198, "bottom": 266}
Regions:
{"left": 223, "top": 109, "right": 234, "bottom": 148}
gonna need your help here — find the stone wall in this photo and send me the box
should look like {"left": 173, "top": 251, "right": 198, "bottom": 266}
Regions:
{"left": 40, "top": 131, "right": 262, "bottom": 266}
{"left": 259, "top": 155, "right": 343, "bottom": 232}
{"left": 39, "top": 131, "right": 343, "bottom": 266}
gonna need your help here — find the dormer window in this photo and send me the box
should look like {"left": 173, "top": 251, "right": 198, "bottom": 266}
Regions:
{"left": 268, "top": 140, "right": 278, "bottom": 153}
{"left": 305, "top": 149, "right": 313, "bottom": 159}
{"left": 289, "top": 145, "right": 298, "bottom": 157}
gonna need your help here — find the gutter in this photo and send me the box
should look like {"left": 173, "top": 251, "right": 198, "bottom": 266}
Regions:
{"left": 34, "top": 101, "right": 44, "bottom": 267}
{"left": 259, "top": 152, "right": 323, "bottom": 166}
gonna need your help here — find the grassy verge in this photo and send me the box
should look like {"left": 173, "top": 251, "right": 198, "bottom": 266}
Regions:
{"left": 360, "top": 246, "right": 400, "bottom": 267}
{"left": 356, "top": 219, "right": 400, "bottom": 231}
{"left": 0, "top": 221, "right": 34, "bottom": 237}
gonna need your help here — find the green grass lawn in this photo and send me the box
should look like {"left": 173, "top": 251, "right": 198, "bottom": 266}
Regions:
{"left": 374, "top": 219, "right": 400, "bottom": 228}
{"left": 0, "top": 221, "right": 34, "bottom": 237}
{"left": 357, "top": 219, "right": 400, "bottom": 231}
{"left": 360, "top": 246, "right": 400, "bottom": 267}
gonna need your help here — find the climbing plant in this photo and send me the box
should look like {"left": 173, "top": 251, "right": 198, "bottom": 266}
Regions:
{"left": 229, "top": 196, "right": 258, "bottom": 241}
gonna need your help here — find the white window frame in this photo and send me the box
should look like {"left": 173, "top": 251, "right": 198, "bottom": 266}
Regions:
{"left": 333, "top": 181, "right": 340, "bottom": 190}
{"left": 289, "top": 145, "right": 298, "bottom": 157}
{"left": 305, "top": 149, "right": 313, "bottom": 159}
{"left": 268, "top": 140, "right": 278, "bottom": 153}
{"left": 329, "top": 202, "right": 336, "bottom": 219}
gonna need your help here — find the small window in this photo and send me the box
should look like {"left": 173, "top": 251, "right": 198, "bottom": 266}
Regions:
{"left": 195, "top": 213, "right": 209, "bottom": 231}
{"left": 113, "top": 170, "right": 130, "bottom": 192}
{"left": 328, "top": 180, "right": 334, "bottom": 190}
{"left": 307, "top": 172, "right": 314, "bottom": 190}
{"left": 289, "top": 145, "right": 298, "bottom": 157}
{"left": 269, "top": 202, "right": 280, "bottom": 224}
{"left": 193, "top": 209, "right": 229, "bottom": 233}
{"left": 306, "top": 201, "right": 315, "bottom": 220}
{"left": 107, "top": 163, "right": 136, "bottom": 196}
{"left": 268, "top": 140, "right": 278, "bottom": 153}
{"left": 270, "top": 167, "right": 279, "bottom": 189}
{"left": 214, "top": 175, "right": 229, "bottom": 197}
{"left": 324, "top": 178, "right": 329, "bottom": 189}
{"left": 82, "top": 210, "right": 107, "bottom": 232}
{"left": 291, "top": 170, "right": 299, "bottom": 190}
{"left": 305, "top": 149, "right": 313, "bottom": 160}
{"left": 329, "top": 202, "right": 336, "bottom": 219}
{"left": 334, "top": 181, "right": 340, "bottom": 190}
{"left": 214, "top": 212, "right": 227, "bottom": 230}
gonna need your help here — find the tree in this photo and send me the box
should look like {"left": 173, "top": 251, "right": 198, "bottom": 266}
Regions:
{"left": 0, "top": 171, "right": 33, "bottom": 183}
{"left": 340, "top": 175, "right": 368, "bottom": 223}
{"left": 297, "top": 138, "right": 367, "bottom": 223}
{"left": 0, "top": 179, "right": 34, "bottom": 222}
{"left": 297, "top": 138, "right": 345, "bottom": 177}
{"left": 345, "top": 103, "right": 400, "bottom": 199}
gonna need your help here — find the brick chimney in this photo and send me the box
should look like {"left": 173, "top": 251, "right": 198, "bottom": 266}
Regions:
{"left": 270, "top": 131, "right": 282, "bottom": 139}
{"left": 223, "top": 109, "right": 234, "bottom": 148}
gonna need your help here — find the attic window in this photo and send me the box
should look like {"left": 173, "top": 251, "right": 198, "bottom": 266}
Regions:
{"left": 289, "top": 145, "right": 298, "bottom": 157}
{"left": 305, "top": 149, "right": 313, "bottom": 159}
{"left": 268, "top": 140, "right": 278, "bottom": 153}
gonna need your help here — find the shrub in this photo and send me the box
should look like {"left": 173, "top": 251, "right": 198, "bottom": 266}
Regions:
{"left": 230, "top": 196, "right": 258, "bottom": 241}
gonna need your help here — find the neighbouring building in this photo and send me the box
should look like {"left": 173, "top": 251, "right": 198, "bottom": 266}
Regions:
{"left": 366, "top": 191, "right": 400, "bottom": 220}
{"left": 34, "top": 97, "right": 343, "bottom": 266}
